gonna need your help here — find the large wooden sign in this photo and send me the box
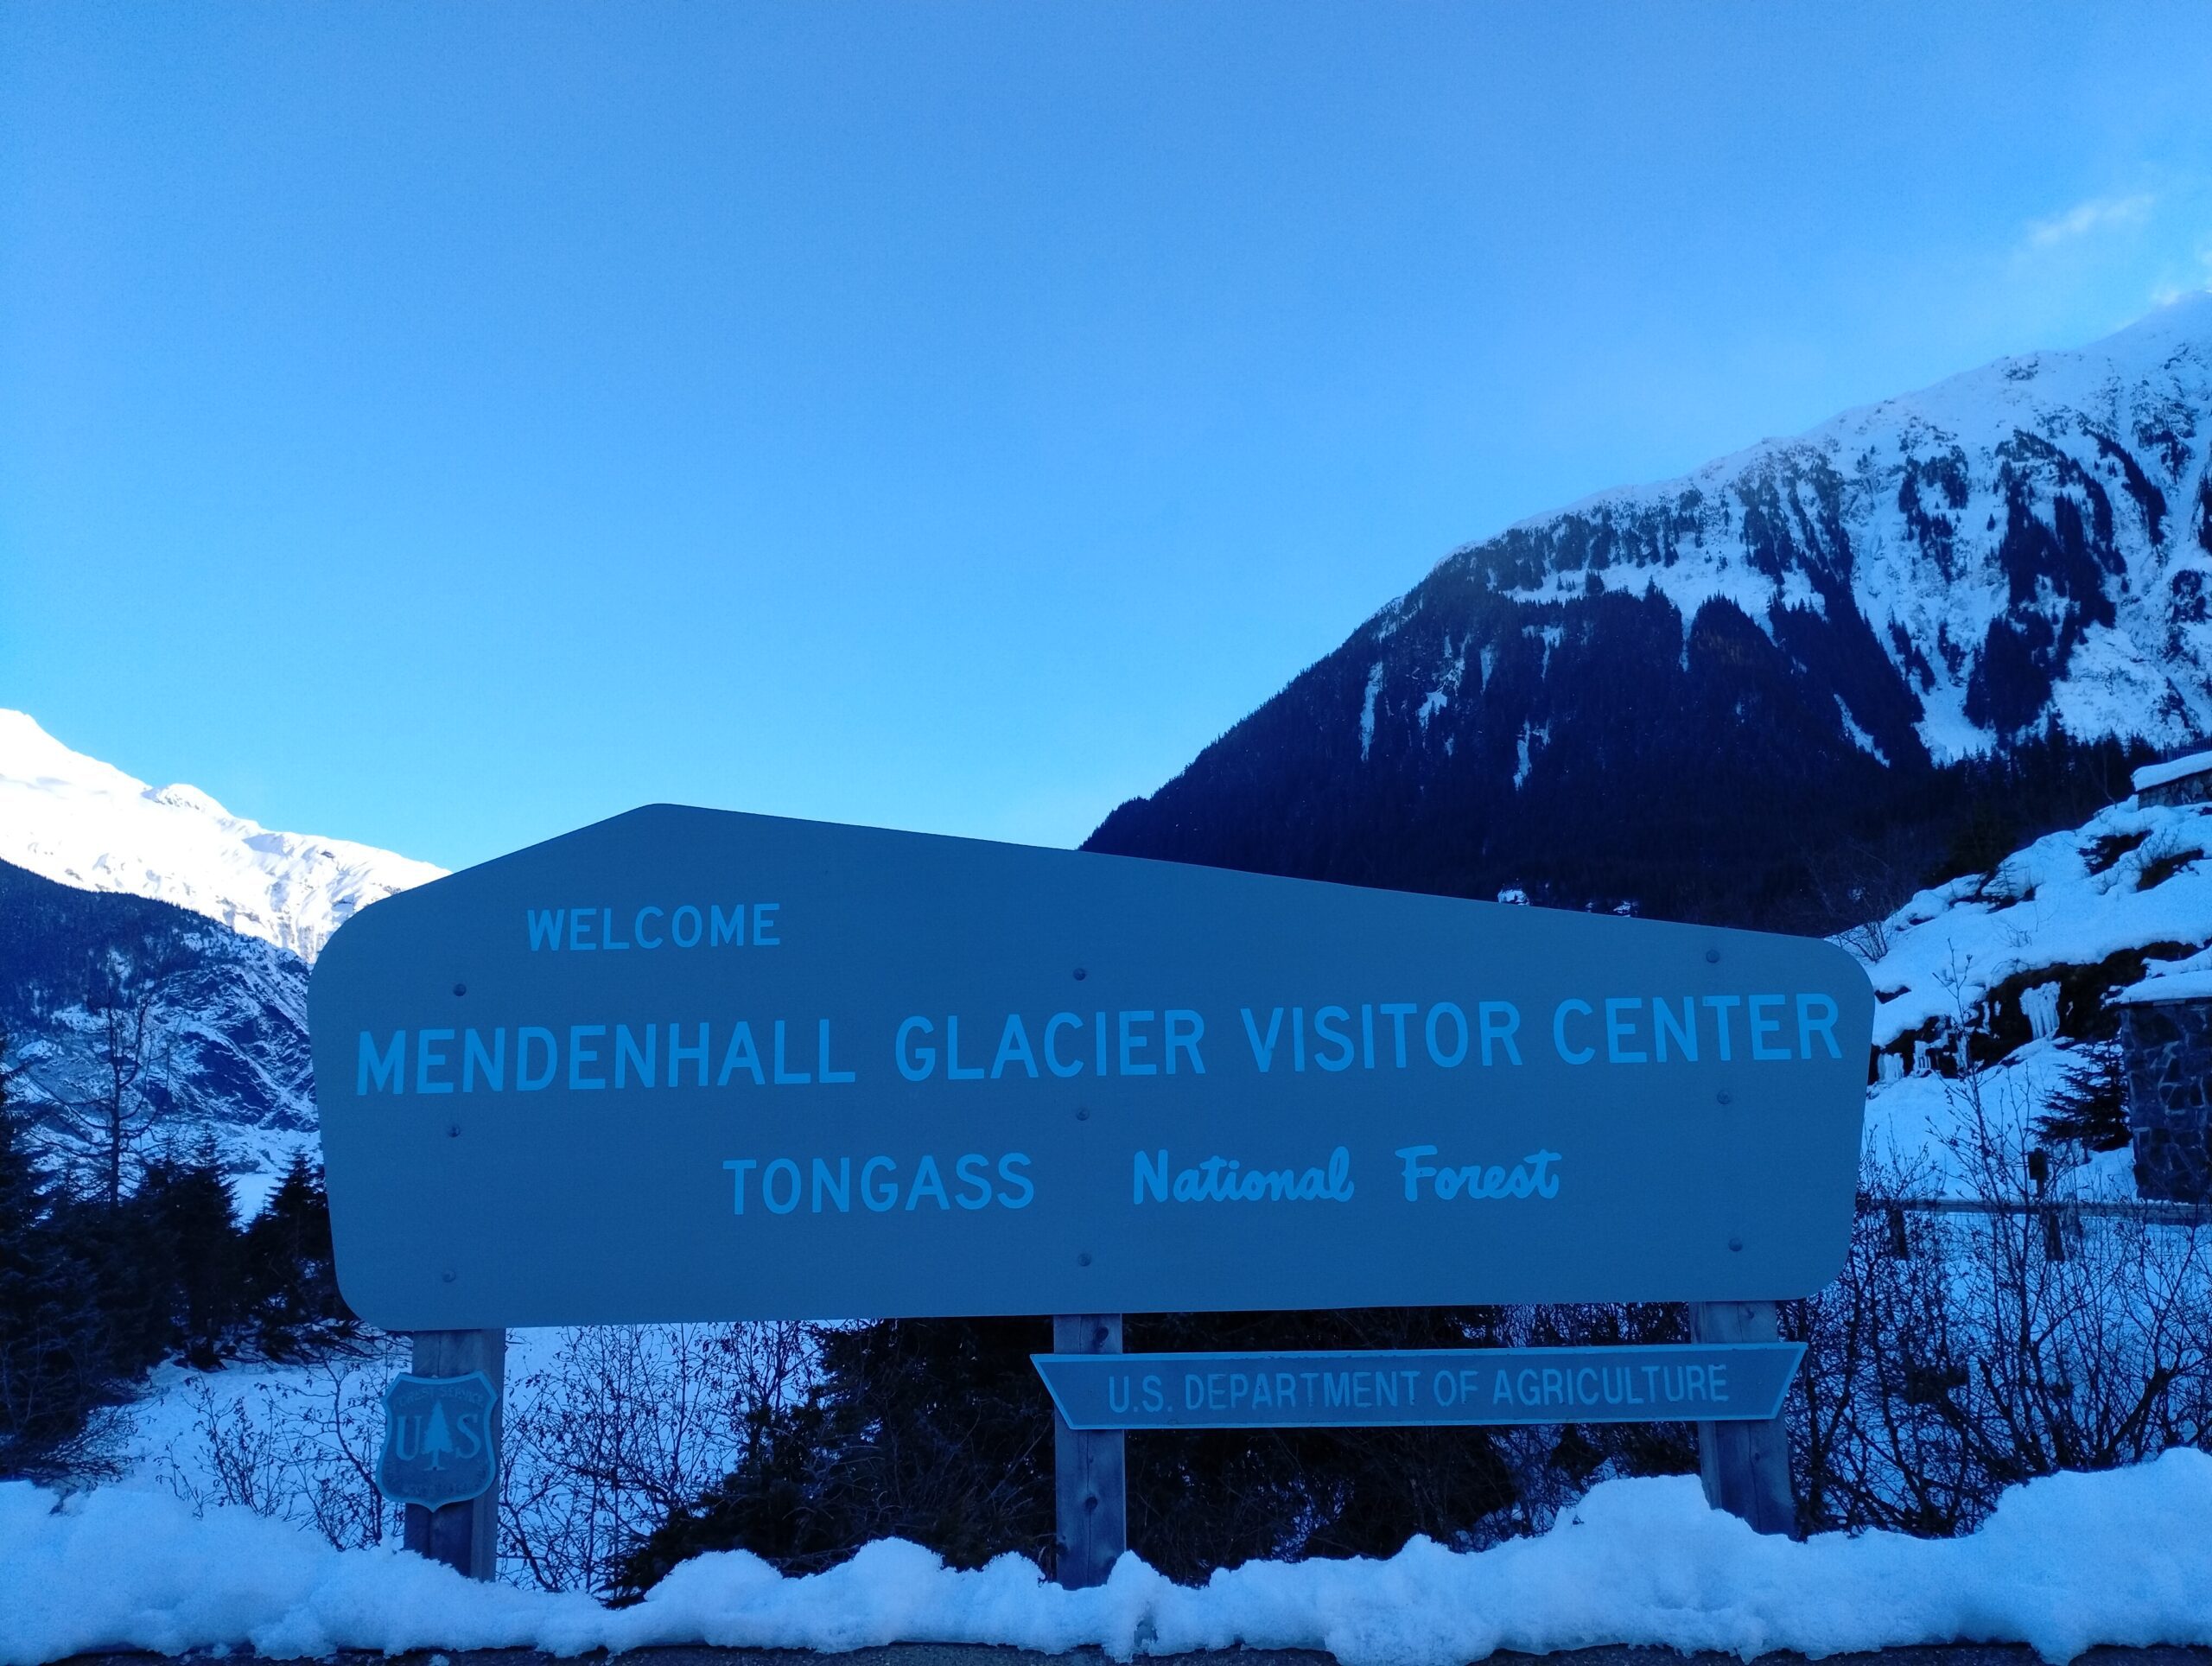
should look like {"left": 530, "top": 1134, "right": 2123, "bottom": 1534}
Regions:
{"left": 309, "top": 805, "right": 1873, "bottom": 1329}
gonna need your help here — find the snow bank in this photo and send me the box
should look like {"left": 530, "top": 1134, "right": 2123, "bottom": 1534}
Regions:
{"left": 9, "top": 1452, "right": 2212, "bottom": 1665}
{"left": 2132, "top": 752, "right": 2212, "bottom": 795}
{"left": 2115, "top": 944, "right": 2212, "bottom": 1006}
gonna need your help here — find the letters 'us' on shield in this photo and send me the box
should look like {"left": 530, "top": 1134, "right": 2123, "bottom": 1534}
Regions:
{"left": 378, "top": 1371, "right": 499, "bottom": 1509}
{"left": 311, "top": 805, "right": 1876, "bottom": 1328}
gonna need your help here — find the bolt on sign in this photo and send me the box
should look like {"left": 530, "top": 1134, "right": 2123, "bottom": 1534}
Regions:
{"left": 310, "top": 806, "right": 1874, "bottom": 1329}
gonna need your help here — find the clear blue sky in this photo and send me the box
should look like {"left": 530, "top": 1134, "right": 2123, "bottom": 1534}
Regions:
{"left": 3, "top": 4, "right": 2209, "bottom": 870}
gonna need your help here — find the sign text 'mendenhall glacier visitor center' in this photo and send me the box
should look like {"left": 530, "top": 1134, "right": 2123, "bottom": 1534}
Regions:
{"left": 310, "top": 805, "right": 1874, "bottom": 1330}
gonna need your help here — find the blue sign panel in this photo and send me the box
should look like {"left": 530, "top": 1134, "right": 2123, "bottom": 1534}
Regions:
{"left": 377, "top": 1371, "right": 499, "bottom": 1508}
{"left": 1033, "top": 1345, "right": 1805, "bottom": 1429}
{"left": 310, "top": 806, "right": 1872, "bottom": 1328}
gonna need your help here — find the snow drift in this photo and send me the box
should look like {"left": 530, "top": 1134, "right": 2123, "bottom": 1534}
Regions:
{"left": 7, "top": 1453, "right": 2212, "bottom": 1665}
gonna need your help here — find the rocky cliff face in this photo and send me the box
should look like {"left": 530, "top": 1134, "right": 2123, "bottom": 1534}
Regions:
{"left": 1, "top": 856, "right": 316, "bottom": 1195}
{"left": 1090, "top": 296, "right": 2212, "bottom": 927}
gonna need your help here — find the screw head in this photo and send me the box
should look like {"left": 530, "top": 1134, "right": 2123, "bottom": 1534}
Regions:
{"left": 1727, "top": 1237, "right": 1745, "bottom": 1252}
{"left": 442, "top": 1270, "right": 457, "bottom": 1283}
{"left": 1076, "top": 1107, "right": 1090, "bottom": 1121}
{"left": 447, "top": 1124, "right": 461, "bottom": 1138}
{"left": 1716, "top": 1090, "right": 1732, "bottom": 1105}
{"left": 1073, "top": 967, "right": 1088, "bottom": 981}
{"left": 453, "top": 982, "right": 467, "bottom": 996}
{"left": 1077, "top": 1251, "right": 1093, "bottom": 1267}
{"left": 1705, "top": 949, "right": 1720, "bottom": 964}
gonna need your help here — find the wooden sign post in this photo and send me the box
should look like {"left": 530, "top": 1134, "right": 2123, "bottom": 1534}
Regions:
{"left": 1690, "top": 1300, "right": 1795, "bottom": 1536}
{"left": 1051, "top": 1313, "right": 1127, "bottom": 1587}
{"left": 397, "top": 1329, "right": 506, "bottom": 1580}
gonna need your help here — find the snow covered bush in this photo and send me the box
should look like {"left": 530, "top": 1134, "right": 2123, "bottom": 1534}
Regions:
{"left": 156, "top": 1345, "right": 398, "bottom": 1550}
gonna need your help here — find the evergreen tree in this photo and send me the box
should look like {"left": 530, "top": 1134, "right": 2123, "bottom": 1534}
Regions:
{"left": 2037, "top": 1042, "right": 2133, "bottom": 1152}
{"left": 134, "top": 1142, "right": 243, "bottom": 1370}
{"left": 59, "top": 1186, "right": 174, "bottom": 1381}
{"left": 0, "top": 1033, "right": 116, "bottom": 1478}
{"left": 241, "top": 1151, "right": 351, "bottom": 1358}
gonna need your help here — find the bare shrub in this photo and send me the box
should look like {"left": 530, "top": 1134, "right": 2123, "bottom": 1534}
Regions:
{"left": 151, "top": 1321, "right": 814, "bottom": 1587}
{"left": 1794, "top": 1061, "right": 2212, "bottom": 1534}
{"left": 157, "top": 1338, "right": 405, "bottom": 1548}
{"left": 499, "top": 1321, "right": 817, "bottom": 1593}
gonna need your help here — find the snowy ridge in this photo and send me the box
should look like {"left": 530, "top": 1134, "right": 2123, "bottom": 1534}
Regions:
{"left": 1090, "top": 296, "right": 2212, "bottom": 929}
{"left": 1456, "top": 291, "right": 2212, "bottom": 760}
{"left": 6, "top": 928, "right": 318, "bottom": 1204}
{"left": 7, "top": 1453, "right": 2212, "bottom": 1664}
{"left": 0, "top": 855, "right": 320, "bottom": 1199}
{"left": 0, "top": 711, "right": 442, "bottom": 963}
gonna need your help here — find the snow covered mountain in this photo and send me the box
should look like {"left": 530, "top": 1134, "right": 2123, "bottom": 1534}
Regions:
{"left": 0, "top": 710, "right": 443, "bottom": 964}
{"left": 1091, "top": 295, "right": 2212, "bottom": 928}
{"left": 1, "top": 856, "right": 317, "bottom": 1201}
{"left": 1475, "top": 292, "right": 2212, "bottom": 757}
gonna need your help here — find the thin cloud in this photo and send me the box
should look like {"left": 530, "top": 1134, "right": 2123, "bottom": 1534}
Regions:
{"left": 2024, "top": 193, "right": 2155, "bottom": 250}
{"left": 2150, "top": 244, "right": 2212, "bottom": 308}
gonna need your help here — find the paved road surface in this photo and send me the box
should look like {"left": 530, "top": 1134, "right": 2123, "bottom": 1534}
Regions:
{"left": 56, "top": 1645, "right": 2212, "bottom": 1666}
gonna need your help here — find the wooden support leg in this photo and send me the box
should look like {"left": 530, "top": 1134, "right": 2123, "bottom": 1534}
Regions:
{"left": 402, "top": 1328, "right": 505, "bottom": 1580}
{"left": 1689, "top": 1300, "right": 1796, "bottom": 1537}
{"left": 1052, "top": 1313, "right": 1127, "bottom": 1588}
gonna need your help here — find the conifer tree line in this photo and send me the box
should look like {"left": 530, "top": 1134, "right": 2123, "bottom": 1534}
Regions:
{"left": 0, "top": 1033, "right": 353, "bottom": 1479}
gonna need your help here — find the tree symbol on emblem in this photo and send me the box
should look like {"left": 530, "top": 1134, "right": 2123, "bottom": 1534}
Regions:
{"left": 422, "top": 1400, "right": 453, "bottom": 1470}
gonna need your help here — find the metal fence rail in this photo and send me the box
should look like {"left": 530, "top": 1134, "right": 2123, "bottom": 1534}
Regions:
{"left": 1861, "top": 1192, "right": 2210, "bottom": 1261}
{"left": 1872, "top": 1194, "right": 2211, "bottom": 1224}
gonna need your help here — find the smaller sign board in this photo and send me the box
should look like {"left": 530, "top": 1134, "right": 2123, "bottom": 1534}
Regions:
{"left": 1033, "top": 1344, "right": 1804, "bottom": 1430}
{"left": 378, "top": 1371, "right": 499, "bottom": 1509}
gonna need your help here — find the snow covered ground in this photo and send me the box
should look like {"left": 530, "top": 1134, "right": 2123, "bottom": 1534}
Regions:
{"left": 8, "top": 1451, "right": 2212, "bottom": 1665}
{"left": 0, "top": 709, "right": 443, "bottom": 963}
{"left": 13, "top": 718, "right": 2212, "bottom": 1660}
{"left": 1847, "top": 774, "right": 2212, "bottom": 1193}
{"left": 111, "top": 1329, "right": 560, "bottom": 1530}
{"left": 1859, "top": 1036, "right": 2138, "bottom": 1198}
{"left": 1855, "top": 790, "right": 2212, "bottom": 1052}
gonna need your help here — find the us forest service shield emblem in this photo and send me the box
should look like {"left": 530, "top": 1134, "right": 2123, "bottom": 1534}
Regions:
{"left": 378, "top": 1370, "right": 499, "bottom": 1509}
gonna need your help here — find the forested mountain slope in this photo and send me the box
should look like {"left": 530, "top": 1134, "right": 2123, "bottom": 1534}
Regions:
{"left": 0, "top": 857, "right": 315, "bottom": 1192}
{"left": 1090, "top": 296, "right": 2212, "bottom": 927}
